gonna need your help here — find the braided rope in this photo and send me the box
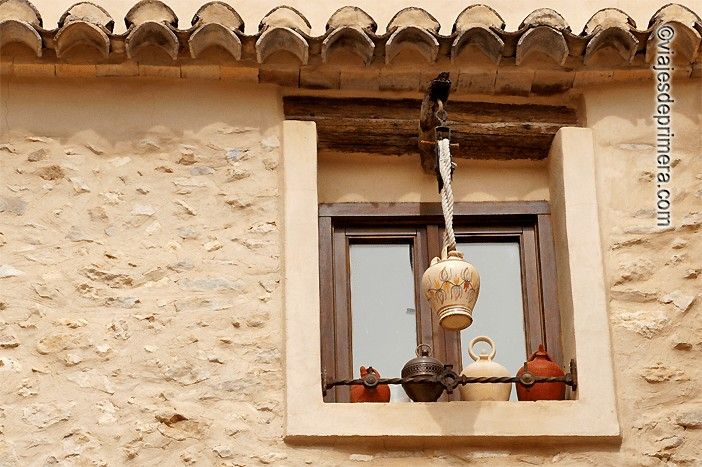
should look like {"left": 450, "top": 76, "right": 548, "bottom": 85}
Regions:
{"left": 438, "top": 138, "right": 456, "bottom": 251}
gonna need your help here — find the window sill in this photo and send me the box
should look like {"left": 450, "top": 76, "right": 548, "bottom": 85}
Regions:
{"left": 282, "top": 122, "right": 621, "bottom": 444}
{"left": 285, "top": 400, "right": 619, "bottom": 441}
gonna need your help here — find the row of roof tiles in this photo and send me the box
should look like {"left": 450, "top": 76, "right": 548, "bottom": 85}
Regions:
{"left": 0, "top": 0, "right": 701, "bottom": 67}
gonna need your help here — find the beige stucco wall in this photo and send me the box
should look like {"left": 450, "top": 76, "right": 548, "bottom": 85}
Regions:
{"left": 1, "top": 56, "right": 701, "bottom": 467}
{"left": 318, "top": 155, "right": 549, "bottom": 203}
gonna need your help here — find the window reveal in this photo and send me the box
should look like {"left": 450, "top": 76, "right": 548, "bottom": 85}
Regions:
{"left": 319, "top": 202, "right": 562, "bottom": 403}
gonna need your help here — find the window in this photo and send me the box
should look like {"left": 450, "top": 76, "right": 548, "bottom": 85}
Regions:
{"left": 318, "top": 202, "right": 561, "bottom": 402}
{"left": 283, "top": 121, "right": 619, "bottom": 440}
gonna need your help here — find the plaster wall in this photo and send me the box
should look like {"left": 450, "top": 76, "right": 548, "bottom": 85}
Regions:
{"left": 0, "top": 77, "right": 701, "bottom": 465}
{"left": 318, "top": 155, "right": 549, "bottom": 203}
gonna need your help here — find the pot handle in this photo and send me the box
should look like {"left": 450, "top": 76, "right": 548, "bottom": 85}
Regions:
{"left": 468, "top": 336, "right": 496, "bottom": 362}
{"left": 415, "top": 343, "right": 433, "bottom": 357}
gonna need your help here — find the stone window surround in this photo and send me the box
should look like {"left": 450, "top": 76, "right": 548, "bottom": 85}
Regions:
{"left": 282, "top": 121, "right": 620, "bottom": 442}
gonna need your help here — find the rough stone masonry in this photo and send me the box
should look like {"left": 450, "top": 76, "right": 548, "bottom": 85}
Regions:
{"left": 0, "top": 77, "right": 701, "bottom": 465}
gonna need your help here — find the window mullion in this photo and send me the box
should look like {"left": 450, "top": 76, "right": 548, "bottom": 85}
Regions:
{"left": 332, "top": 228, "right": 352, "bottom": 402}
{"left": 537, "top": 214, "right": 563, "bottom": 367}
{"left": 414, "top": 227, "right": 433, "bottom": 350}
{"left": 520, "top": 226, "right": 544, "bottom": 357}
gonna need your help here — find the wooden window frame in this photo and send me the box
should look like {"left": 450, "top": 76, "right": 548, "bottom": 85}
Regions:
{"left": 319, "top": 201, "right": 562, "bottom": 403}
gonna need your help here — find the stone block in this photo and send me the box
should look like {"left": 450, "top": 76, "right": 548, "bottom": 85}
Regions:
{"left": 55, "top": 64, "right": 97, "bottom": 78}
{"left": 180, "top": 64, "right": 221, "bottom": 80}
{"left": 494, "top": 67, "right": 534, "bottom": 96}
{"left": 259, "top": 66, "right": 299, "bottom": 87}
{"left": 12, "top": 60, "right": 56, "bottom": 78}
{"left": 455, "top": 69, "right": 497, "bottom": 95}
{"left": 531, "top": 70, "right": 575, "bottom": 95}
{"left": 138, "top": 64, "right": 181, "bottom": 78}
{"left": 339, "top": 69, "right": 380, "bottom": 91}
{"left": 378, "top": 70, "right": 420, "bottom": 92}
{"left": 300, "top": 67, "right": 340, "bottom": 89}
{"left": 572, "top": 69, "right": 614, "bottom": 87}
{"left": 220, "top": 65, "right": 259, "bottom": 82}
{"left": 96, "top": 61, "right": 139, "bottom": 77}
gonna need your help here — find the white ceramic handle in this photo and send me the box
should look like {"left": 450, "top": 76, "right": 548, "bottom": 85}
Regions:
{"left": 468, "top": 336, "right": 496, "bottom": 361}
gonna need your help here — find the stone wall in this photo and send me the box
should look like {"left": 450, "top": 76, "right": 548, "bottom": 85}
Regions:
{"left": 0, "top": 77, "right": 701, "bottom": 465}
{"left": 587, "top": 81, "right": 702, "bottom": 465}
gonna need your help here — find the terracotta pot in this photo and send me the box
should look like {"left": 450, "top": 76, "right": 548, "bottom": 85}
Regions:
{"left": 460, "top": 336, "right": 511, "bottom": 401}
{"left": 516, "top": 345, "right": 565, "bottom": 401}
{"left": 350, "top": 366, "right": 390, "bottom": 403}
{"left": 421, "top": 249, "right": 480, "bottom": 331}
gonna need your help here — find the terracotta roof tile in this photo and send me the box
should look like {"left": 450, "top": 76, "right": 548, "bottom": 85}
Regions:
{"left": 0, "top": 1, "right": 700, "bottom": 91}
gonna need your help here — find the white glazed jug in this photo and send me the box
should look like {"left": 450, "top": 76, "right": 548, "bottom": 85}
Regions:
{"left": 459, "top": 336, "right": 512, "bottom": 401}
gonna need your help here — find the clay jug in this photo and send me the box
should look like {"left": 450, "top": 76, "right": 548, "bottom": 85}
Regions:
{"left": 460, "top": 336, "right": 511, "bottom": 401}
{"left": 421, "top": 248, "right": 480, "bottom": 331}
{"left": 516, "top": 345, "right": 566, "bottom": 401}
{"left": 350, "top": 366, "right": 391, "bottom": 403}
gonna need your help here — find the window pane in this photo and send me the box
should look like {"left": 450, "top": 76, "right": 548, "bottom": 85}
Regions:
{"left": 350, "top": 243, "right": 415, "bottom": 402}
{"left": 457, "top": 241, "right": 526, "bottom": 400}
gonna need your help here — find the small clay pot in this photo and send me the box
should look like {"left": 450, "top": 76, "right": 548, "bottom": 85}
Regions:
{"left": 516, "top": 345, "right": 566, "bottom": 401}
{"left": 350, "top": 366, "right": 390, "bottom": 403}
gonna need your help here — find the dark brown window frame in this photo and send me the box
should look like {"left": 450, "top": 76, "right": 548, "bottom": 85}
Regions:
{"left": 319, "top": 201, "right": 562, "bottom": 402}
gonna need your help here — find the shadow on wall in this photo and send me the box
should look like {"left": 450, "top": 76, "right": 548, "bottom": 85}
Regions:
{"left": 0, "top": 78, "right": 283, "bottom": 147}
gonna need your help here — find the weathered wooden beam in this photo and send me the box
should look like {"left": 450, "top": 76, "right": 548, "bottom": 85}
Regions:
{"left": 283, "top": 96, "right": 579, "bottom": 163}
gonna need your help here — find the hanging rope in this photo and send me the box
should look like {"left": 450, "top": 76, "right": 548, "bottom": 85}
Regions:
{"left": 438, "top": 137, "right": 456, "bottom": 252}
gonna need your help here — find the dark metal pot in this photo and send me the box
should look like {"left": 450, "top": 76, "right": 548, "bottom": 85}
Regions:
{"left": 401, "top": 344, "right": 445, "bottom": 402}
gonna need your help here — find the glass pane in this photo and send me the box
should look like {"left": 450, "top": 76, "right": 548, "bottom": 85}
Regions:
{"left": 457, "top": 241, "right": 526, "bottom": 400}
{"left": 350, "top": 243, "right": 416, "bottom": 402}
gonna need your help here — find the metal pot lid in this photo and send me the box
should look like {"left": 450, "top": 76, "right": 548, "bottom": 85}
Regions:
{"left": 401, "top": 344, "right": 443, "bottom": 377}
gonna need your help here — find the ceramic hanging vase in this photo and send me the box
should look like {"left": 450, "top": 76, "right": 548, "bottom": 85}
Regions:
{"left": 350, "top": 366, "right": 391, "bottom": 403}
{"left": 516, "top": 344, "right": 566, "bottom": 401}
{"left": 459, "top": 336, "right": 512, "bottom": 401}
{"left": 421, "top": 248, "right": 480, "bottom": 331}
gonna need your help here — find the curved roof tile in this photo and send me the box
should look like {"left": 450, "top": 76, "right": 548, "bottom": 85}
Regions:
{"left": 55, "top": 3, "right": 113, "bottom": 58}
{"left": 517, "top": 26, "right": 568, "bottom": 65}
{"left": 188, "top": 2, "right": 243, "bottom": 59}
{"left": 387, "top": 7, "right": 440, "bottom": 33}
{"left": 322, "top": 25, "right": 375, "bottom": 64}
{"left": 0, "top": 0, "right": 41, "bottom": 26}
{"left": 520, "top": 8, "right": 570, "bottom": 31}
{"left": 259, "top": 6, "right": 311, "bottom": 35}
{"left": 192, "top": 2, "right": 243, "bottom": 31}
{"left": 453, "top": 5, "right": 505, "bottom": 32}
{"left": 56, "top": 20, "right": 110, "bottom": 58}
{"left": 0, "top": 18, "right": 42, "bottom": 56}
{"left": 189, "top": 22, "right": 241, "bottom": 59}
{"left": 59, "top": 2, "right": 113, "bottom": 31}
{"left": 452, "top": 25, "right": 504, "bottom": 63}
{"left": 125, "top": 0, "right": 177, "bottom": 29}
{"left": 256, "top": 26, "right": 309, "bottom": 64}
{"left": 646, "top": 4, "right": 701, "bottom": 62}
{"left": 0, "top": 1, "right": 699, "bottom": 87}
{"left": 326, "top": 6, "right": 376, "bottom": 33}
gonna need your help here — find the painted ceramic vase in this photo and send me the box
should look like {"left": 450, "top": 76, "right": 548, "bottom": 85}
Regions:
{"left": 350, "top": 366, "right": 391, "bottom": 403}
{"left": 460, "top": 336, "right": 512, "bottom": 401}
{"left": 421, "top": 249, "right": 480, "bottom": 331}
{"left": 516, "top": 345, "right": 566, "bottom": 401}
